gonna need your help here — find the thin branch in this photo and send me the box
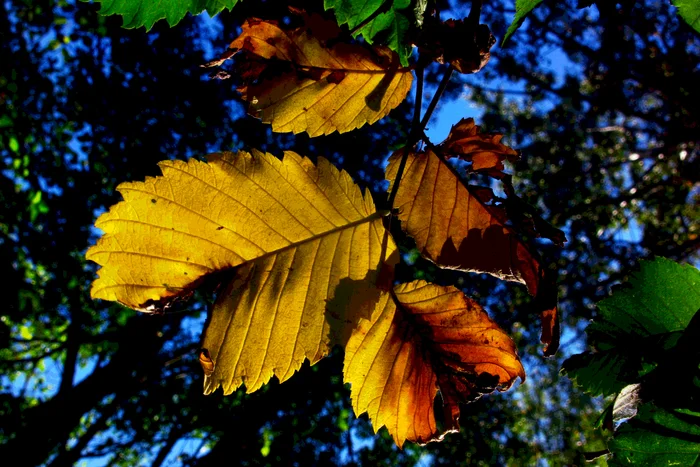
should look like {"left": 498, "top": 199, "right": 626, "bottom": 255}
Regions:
{"left": 420, "top": 65, "right": 455, "bottom": 130}
{"left": 386, "top": 66, "right": 425, "bottom": 211}
{"left": 1, "top": 344, "right": 65, "bottom": 364}
{"left": 468, "top": 0, "right": 483, "bottom": 40}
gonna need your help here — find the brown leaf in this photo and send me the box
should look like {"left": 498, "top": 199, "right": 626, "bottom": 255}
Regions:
{"left": 344, "top": 281, "right": 525, "bottom": 447}
{"left": 209, "top": 12, "right": 412, "bottom": 137}
{"left": 439, "top": 118, "right": 519, "bottom": 178}
{"left": 386, "top": 149, "right": 561, "bottom": 355}
{"left": 417, "top": 19, "right": 495, "bottom": 74}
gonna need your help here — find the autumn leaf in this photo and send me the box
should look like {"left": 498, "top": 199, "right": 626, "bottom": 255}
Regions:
{"left": 386, "top": 149, "right": 560, "bottom": 355}
{"left": 205, "top": 12, "right": 413, "bottom": 137}
{"left": 344, "top": 280, "right": 525, "bottom": 447}
{"left": 417, "top": 19, "right": 495, "bottom": 74}
{"left": 439, "top": 118, "right": 519, "bottom": 178}
{"left": 87, "top": 150, "right": 397, "bottom": 393}
{"left": 86, "top": 0, "right": 239, "bottom": 30}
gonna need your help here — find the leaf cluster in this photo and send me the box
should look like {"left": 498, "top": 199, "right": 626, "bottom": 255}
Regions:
{"left": 85, "top": 0, "right": 568, "bottom": 447}
{"left": 562, "top": 258, "right": 700, "bottom": 464}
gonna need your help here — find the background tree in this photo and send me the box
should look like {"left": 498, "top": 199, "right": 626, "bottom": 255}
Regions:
{"left": 0, "top": 0, "right": 697, "bottom": 465}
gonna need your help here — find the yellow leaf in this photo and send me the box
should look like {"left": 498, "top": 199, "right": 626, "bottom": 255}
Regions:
{"left": 211, "top": 13, "right": 413, "bottom": 137}
{"left": 386, "top": 148, "right": 560, "bottom": 355}
{"left": 344, "top": 280, "right": 525, "bottom": 447}
{"left": 87, "top": 150, "right": 397, "bottom": 392}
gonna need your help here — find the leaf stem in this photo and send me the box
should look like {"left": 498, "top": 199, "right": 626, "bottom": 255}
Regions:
{"left": 385, "top": 66, "right": 425, "bottom": 211}
{"left": 469, "top": 0, "right": 483, "bottom": 29}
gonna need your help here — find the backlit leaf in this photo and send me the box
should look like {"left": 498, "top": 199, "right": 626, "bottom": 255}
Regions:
{"left": 672, "top": 0, "right": 700, "bottom": 35}
{"left": 502, "top": 0, "right": 544, "bottom": 46}
{"left": 386, "top": 148, "right": 559, "bottom": 355}
{"left": 324, "top": 0, "right": 416, "bottom": 66}
{"left": 439, "top": 117, "right": 519, "bottom": 178}
{"left": 206, "top": 13, "right": 413, "bottom": 137}
{"left": 87, "top": 150, "right": 397, "bottom": 393}
{"left": 344, "top": 280, "right": 524, "bottom": 447}
{"left": 87, "top": 0, "right": 239, "bottom": 30}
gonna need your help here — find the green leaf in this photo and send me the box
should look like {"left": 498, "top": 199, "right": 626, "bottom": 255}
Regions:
{"left": 562, "top": 331, "right": 681, "bottom": 397}
{"left": 672, "top": 0, "right": 700, "bottom": 34}
{"left": 562, "top": 349, "right": 634, "bottom": 397}
{"left": 562, "top": 258, "right": 700, "bottom": 397}
{"left": 86, "top": 0, "right": 240, "bottom": 30}
{"left": 9, "top": 136, "right": 20, "bottom": 153}
{"left": 324, "top": 0, "right": 416, "bottom": 66}
{"left": 19, "top": 325, "right": 33, "bottom": 340}
{"left": 0, "top": 115, "right": 13, "bottom": 128}
{"left": 591, "top": 258, "right": 700, "bottom": 345}
{"left": 609, "top": 404, "right": 700, "bottom": 466}
{"left": 502, "top": 0, "right": 543, "bottom": 47}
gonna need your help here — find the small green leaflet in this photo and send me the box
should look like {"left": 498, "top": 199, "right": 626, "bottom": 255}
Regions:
{"left": 562, "top": 258, "right": 700, "bottom": 397}
{"left": 673, "top": 1, "right": 700, "bottom": 34}
{"left": 324, "top": 0, "right": 417, "bottom": 66}
{"left": 608, "top": 405, "right": 700, "bottom": 466}
{"left": 502, "top": 0, "right": 543, "bottom": 46}
{"left": 86, "top": 0, "right": 239, "bottom": 30}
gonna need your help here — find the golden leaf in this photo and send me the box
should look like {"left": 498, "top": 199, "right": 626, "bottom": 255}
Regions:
{"left": 344, "top": 280, "right": 525, "bottom": 447}
{"left": 211, "top": 13, "right": 413, "bottom": 137}
{"left": 87, "top": 150, "right": 397, "bottom": 392}
{"left": 386, "top": 149, "right": 560, "bottom": 355}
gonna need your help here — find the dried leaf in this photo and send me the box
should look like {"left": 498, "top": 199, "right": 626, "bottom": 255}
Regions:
{"left": 210, "top": 13, "right": 413, "bottom": 137}
{"left": 344, "top": 280, "right": 525, "bottom": 447}
{"left": 418, "top": 19, "right": 495, "bottom": 74}
{"left": 439, "top": 117, "right": 519, "bottom": 178}
{"left": 87, "top": 150, "right": 397, "bottom": 392}
{"left": 386, "top": 149, "right": 560, "bottom": 355}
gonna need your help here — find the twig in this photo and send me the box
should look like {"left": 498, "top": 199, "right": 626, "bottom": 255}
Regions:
{"left": 385, "top": 66, "right": 425, "bottom": 211}
{"left": 420, "top": 65, "right": 455, "bottom": 130}
{"left": 468, "top": 0, "right": 483, "bottom": 42}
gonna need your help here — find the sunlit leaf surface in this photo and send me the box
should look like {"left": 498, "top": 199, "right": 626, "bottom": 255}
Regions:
{"left": 344, "top": 280, "right": 525, "bottom": 447}
{"left": 87, "top": 150, "right": 397, "bottom": 393}
{"left": 208, "top": 13, "right": 413, "bottom": 137}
